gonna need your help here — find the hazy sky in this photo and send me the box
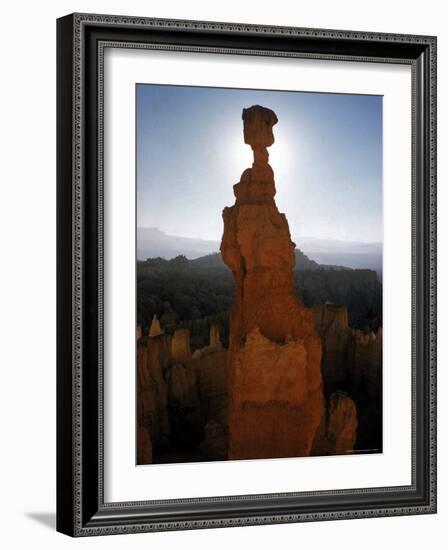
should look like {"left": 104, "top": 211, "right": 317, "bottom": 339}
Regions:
{"left": 136, "top": 84, "right": 382, "bottom": 243}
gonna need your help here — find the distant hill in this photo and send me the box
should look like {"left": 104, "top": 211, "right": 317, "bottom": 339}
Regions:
{"left": 296, "top": 236, "right": 382, "bottom": 272}
{"left": 188, "top": 251, "right": 344, "bottom": 271}
{"left": 137, "top": 227, "right": 382, "bottom": 272}
{"left": 138, "top": 250, "right": 348, "bottom": 274}
{"left": 137, "top": 227, "right": 218, "bottom": 260}
{"left": 188, "top": 253, "right": 226, "bottom": 270}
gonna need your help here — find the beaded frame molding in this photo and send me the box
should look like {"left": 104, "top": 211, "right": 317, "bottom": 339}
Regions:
{"left": 56, "top": 13, "right": 437, "bottom": 537}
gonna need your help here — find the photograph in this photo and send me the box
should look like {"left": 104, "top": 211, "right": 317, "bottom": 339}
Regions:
{"left": 135, "top": 84, "right": 383, "bottom": 465}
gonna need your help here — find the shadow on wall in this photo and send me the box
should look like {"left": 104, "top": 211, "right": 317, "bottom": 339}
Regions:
{"left": 25, "top": 512, "right": 56, "bottom": 530}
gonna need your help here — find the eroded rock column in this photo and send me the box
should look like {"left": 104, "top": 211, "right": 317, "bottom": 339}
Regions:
{"left": 221, "top": 105, "right": 324, "bottom": 459}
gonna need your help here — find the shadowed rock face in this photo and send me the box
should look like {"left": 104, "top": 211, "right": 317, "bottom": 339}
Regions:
{"left": 311, "top": 392, "right": 358, "bottom": 456}
{"left": 242, "top": 105, "right": 278, "bottom": 149}
{"left": 221, "top": 105, "right": 324, "bottom": 460}
{"left": 327, "top": 392, "right": 358, "bottom": 453}
{"left": 313, "top": 303, "right": 382, "bottom": 452}
{"left": 171, "top": 328, "right": 192, "bottom": 363}
{"left": 137, "top": 424, "right": 153, "bottom": 464}
{"left": 136, "top": 325, "right": 228, "bottom": 464}
{"left": 137, "top": 333, "right": 171, "bottom": 452}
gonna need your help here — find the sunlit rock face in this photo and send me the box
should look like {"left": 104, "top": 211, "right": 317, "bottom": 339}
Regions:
{"left": 221, "top": 105, "right": 324, "bottom": 460}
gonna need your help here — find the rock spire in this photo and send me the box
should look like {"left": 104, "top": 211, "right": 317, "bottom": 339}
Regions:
{"left": 221, "top": 105, "right": 324, "bottom": 459}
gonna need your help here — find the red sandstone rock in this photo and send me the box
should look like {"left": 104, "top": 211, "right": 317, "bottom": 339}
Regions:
{"left": 242, "top": 105, "right": 278, "bottom": 149}
{"left": 166, "top": 363, "right": 198, "bottom": 406}
{"left": 311, "top": 392, "right": 358, "bottom": 456}
{"left": 198, "top": 420, "right": 228, "bottom": 459}
{"left": 192, "top": 324, "right": 223, "bottom": 359}
{"left": 209, "top": 324, "right": 223, "bottom": 352}
{"left": 313, "top": 303, "right": 352, "bottom": 392}
{"left": 137, "top": 424, "right": 153, "bottom": 464}
{"left": 137, "top": 322, "right": 229, "bottom": 462}
{"left": 193, "top": 349, "right": 228, "bottom": 428}
{"left": 149, "top": 315, "right": 163, "bottom": 337}
{"left": 221, "top": 105, "right": 323, "bottom": 460}
{"left": 327, "top": 392, "right": 358, "bottom": 454}
{"left": 171, "top": 328, "right": 192, "bottom": 363}
{"left": 136, "top": 334, "right": 171, "bottom": 456}
{"left": 229, "top": 330, "right": 322, "bottom": 459}
{"left": 352, "top": 328, "right": 382, "bottom": 399}
{"left": 313, "top": 302, "right": 382, "bottom": 397}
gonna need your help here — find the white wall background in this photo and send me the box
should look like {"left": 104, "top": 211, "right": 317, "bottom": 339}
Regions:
{"left": 0, "top": 1, "right": 445, "bottom": 548}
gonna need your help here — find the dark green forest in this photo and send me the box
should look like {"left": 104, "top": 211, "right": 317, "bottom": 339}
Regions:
{"left": 137, "top": 252, "right": 382, "bottom": 351}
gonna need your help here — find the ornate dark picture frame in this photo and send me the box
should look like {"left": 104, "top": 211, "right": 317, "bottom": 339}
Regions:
{"left": 56, "top": 13, "right": 437, "bottom": 537}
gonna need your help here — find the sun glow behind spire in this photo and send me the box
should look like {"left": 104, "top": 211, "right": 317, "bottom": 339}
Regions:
{"left": 227, "top": 120, "right": 293, "bottom": 184}
{"left": 137, "top": 84, "right": 382, "bottom": 243}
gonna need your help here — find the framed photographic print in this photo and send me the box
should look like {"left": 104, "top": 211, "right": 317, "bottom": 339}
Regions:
{"left": 56, "top": 13, "right": 437, "bottom": 536}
